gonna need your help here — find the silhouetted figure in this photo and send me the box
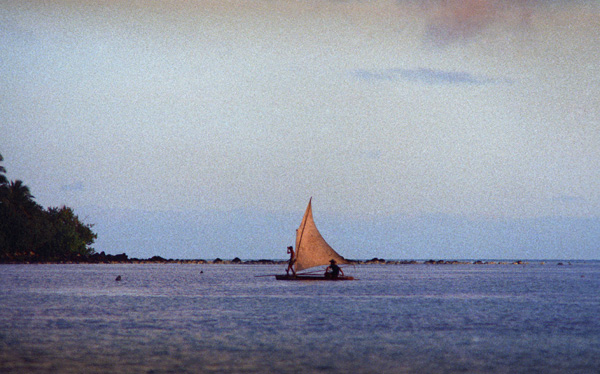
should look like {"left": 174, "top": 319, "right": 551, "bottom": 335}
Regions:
{"left": 115, "top": 275, "right": 122, "bottom": 281}
{"left": 286, "top": 246, "right": 296, "bottom": 276}
{"left": 325, "top": 259, "right": 343, "bottom": 279}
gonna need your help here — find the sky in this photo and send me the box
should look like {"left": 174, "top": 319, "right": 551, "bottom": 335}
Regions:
{"left": 1, "top": 0, "right": 599, "bottom": 260}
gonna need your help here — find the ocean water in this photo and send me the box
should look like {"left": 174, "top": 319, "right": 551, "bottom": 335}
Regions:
{"left": 1, "top": 262, "right": 599, "bottom": 373}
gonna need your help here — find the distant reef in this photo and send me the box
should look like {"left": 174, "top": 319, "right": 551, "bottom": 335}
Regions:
{"left": 0, "top": 253, "right": 551, "bottom": 266}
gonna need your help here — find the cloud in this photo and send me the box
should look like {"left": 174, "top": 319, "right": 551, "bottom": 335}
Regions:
{"left": 352, "top": 68, "right": 512, "bottom": 85}
{"left": 419, "top": 0, "right": 535, "bottom": 46}
{"left": 424, "top": 0, "right": 498, "bottom": 45}
{"left": 397, "top": 68, "right": 486, "bottom": 84}
{"left": 61, "top": 181, "right": 85, "bottom": 192}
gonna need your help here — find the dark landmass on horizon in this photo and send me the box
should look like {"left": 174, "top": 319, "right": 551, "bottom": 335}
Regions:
{"left": 0, "top": 252, "right": 574, "bottom": 266}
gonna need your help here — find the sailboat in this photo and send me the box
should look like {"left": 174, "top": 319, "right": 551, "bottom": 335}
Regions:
{"left": 276, "top": 198, "right": 354, "bottom": 281}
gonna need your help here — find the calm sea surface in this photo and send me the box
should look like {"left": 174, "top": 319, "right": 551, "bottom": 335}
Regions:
{"left": 1, "top": 262, "right": 599, "bottom": 373}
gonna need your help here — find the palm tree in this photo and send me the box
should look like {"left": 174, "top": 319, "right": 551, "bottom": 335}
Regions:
{"left": 0, "top": 179, "right": 40, "bottom": 259}
{"left": 0, "top": 153, "right": 7, "bottom": 185}
{"left": 1, "top": 180, "right": 37, "bottom": 212}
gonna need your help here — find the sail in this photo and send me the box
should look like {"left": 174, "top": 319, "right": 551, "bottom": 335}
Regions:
{"left": 294, "top": 198, "right": 348, "bottom": 272}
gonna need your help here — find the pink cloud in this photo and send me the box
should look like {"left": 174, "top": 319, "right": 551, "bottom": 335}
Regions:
{"left": 420, "top": 0, "right": 535, "bottom": 46}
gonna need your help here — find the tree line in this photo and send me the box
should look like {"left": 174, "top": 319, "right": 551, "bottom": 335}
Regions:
{"left": 0, "top": 153, "right": 97, "bottom": 262}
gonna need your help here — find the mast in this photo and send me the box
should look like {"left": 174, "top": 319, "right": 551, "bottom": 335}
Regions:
{"left": 294, "top": 197, "right": 312, "bottom": 273}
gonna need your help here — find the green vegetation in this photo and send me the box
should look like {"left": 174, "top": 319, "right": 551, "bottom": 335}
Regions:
{"left": 0, "top": 153, "right": 97, "bottom": 262}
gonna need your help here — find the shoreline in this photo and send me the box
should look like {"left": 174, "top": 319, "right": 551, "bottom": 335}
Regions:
{"left": 0, "top": 254, "right": 578, "bottom": 266}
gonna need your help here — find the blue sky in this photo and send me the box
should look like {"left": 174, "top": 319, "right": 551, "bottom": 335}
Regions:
{"left": 1, "top": 0, "right": 599, "bottom": 259}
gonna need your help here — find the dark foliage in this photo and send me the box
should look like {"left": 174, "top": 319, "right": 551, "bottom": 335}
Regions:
{"left": 0, "top": 153, "right": 97, "bottom": 262}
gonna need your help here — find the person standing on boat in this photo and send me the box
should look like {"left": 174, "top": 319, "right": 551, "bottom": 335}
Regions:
{"left": 286, "top": 246, "right": 296, "bottom": 276}
{"left": 325, "top": 259, "right": 343, "bottom": 279}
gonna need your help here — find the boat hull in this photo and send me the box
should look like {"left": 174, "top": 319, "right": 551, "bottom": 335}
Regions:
{"left": 275, "top": 274, "right": 354, "bottom": 281}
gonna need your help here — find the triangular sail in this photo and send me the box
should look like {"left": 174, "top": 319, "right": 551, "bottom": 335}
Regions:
{"left": 294, "top": 198, "right": 347, "bottom": 272}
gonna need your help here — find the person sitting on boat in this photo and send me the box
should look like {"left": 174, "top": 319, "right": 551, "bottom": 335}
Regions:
{"left": 286, "top": 246, "right": 296, "bottom": 276}
{"left": 325, "top": 259, "right": 343, "bottom": 279}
